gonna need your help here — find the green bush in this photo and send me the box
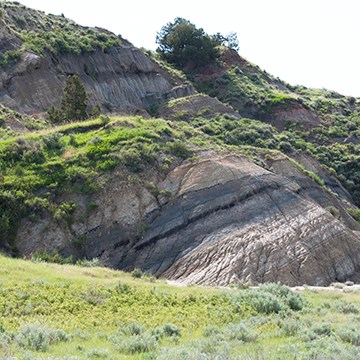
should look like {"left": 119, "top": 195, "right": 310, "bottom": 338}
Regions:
{"left": 239, "top": 290, "right": 282, "bottom": 314}
{"left": 162, "top": 323, "right": 181, "bottom": 337}
{"left": 119, "top": 149, "right": 144, "bottom": 172}
{"left": 31, "top": 250, "right": 73, "bottom": 265}
{"left": 121, "top": 322, "right": 146, "bottom": 336}
{"left": 86, "top": 348, "right": 110, "bottom": 358}
{"left": 167, "top": 141, "right": 192, "bottom": 159}
{"left": 310, "top": 323, "right": 333, "bottom": 337}
{"left": 337, "top": 326, "right": 360, "bottom": 346}
{"left": 114, "top": 333, "right": 157, "bottom": 354}
{"left": 278, "top": 141, "right": 293, "bottom": 153}
{"left": 225, "top": 322, "right": 257, "bottom": 342}
{"left": 347, "top": 208, "right": 360, "bottom": 223}
{"left": 131, "top": 268, "right": 144, "bottom": 279}
{"left": 75, "top": 258, "right": 100, "bottom": 267}
{"left": 43, "top": 132, "right": 63, "bottom": 150}
{"left": 279, "top": 318, "right": 301, "bottom": 336}
{"left": 202, "top": 325, "right": 221, "bottom": 337}
{"left": 54, "top": 201, "right": 76, "bottom": 222}
{"left": 16, "top": 323, "right": 70, "bottom": 351}
{"left": 0, "top": 49, "right": 22, "bottom": 68}
{"left": 334, "top": 300, "right": 359, "bottom": 314}
{"left": 231, "top": 283, "right": 304, "bottom": 314}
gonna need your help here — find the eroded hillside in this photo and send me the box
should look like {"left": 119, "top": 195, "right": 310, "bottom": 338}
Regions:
{"left": 0, "top": 1, "right": 194, "bottom": 114}
{"left": 1, "top": 2, "right": 360, "bottom": 286}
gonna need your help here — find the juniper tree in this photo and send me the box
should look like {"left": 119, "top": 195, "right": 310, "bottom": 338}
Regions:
{"left": 156, "top": 17, "right": 220, "bottom": 69}
{"left": 61, "top": 75, "right": 88, "bottom": 121}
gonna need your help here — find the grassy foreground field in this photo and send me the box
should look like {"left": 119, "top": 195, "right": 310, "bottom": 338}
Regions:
{"left": 0, "top": 254, "right": 360, "bottom": 359}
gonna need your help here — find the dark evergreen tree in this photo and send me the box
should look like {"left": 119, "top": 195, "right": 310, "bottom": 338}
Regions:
{"left": 156, "top": 17, "right": 220, "bottom": 69}
{"left": 47, "top": 105, "right": 63, "bottom": 123}
{"left": 226, "top": 32, "right": 240, "bottom": 52}
{"left": 61, "top": 75, "right": 88, "bottom": 121}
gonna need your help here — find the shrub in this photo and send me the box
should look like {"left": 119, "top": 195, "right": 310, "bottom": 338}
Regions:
{"left": 72, "top": 329, "right": 91, "bottom": 340}
{"left": 304, "top": 338, "right": 357, "bottom": 359}
{"left": 96, "top": 158, "right": 117, "bottom": 171}
{"left": 121, "top": 322, "right": 145, "bottom": 336}
{"left": 279, "top": 318, "right": 301, "bottom": 336}
{"left": 86, "top": 348, "right": 109, "bottom": 358}
{"left": 115, "top": 333, "right": 157, "bottom": 354}
{"left": 347, "top": 208, "right": 360, "bottom": 223}
{"left": 31, "top": 250, "right": 73, "bottom": 265}
{"left": 278, "top": 141, "right": 293, "bottom": 153}
{"left": 326, "top": 206, "right": 340, "bottom": 217}
{"left": 202, "top": 325, "right": 221, "bottom": 337}
{"left": 119, "top": 149, "right": 144, "bottom": 172}
{"left": 16, "top": 323, "right": 70, "bottom": 352}
{"left": 47, "top": 106, "right": 63, "bottom": 123}
{"left": 287, "top": 293, "right": 304, "bottom": 311}
{"left": 0, "top": 49, "right": 22, "bottom": 68}
{"left": 225, "top": 322, "right": 257, "bottom": 343}
{"left": 311, "top": 323, "right": 333, "bottom": 337}
{"left": 24, "top": 196, "right": 50, "bottom": 213}
{"left": 254, "top": 293, "right": 285, "bottom": 314}
{"left": 162, "top": 323, "right": 181, "bottom": 338}
{"left": 75, "top": 258, "right": 100, "bottom": 267}
{"left": 115, "top": 281, "right": 131, "bottom": 293}
{"left": 42, "top": 132, "right": 63, "bottom": 150}
{"left": 156, "top": 346, "right": 228, "bottom": 360}
{"left": 83, "top": 289, "right": 109, "bottom": 306}
{"left": 335, "top": 300, "right": 359, "bottom": 314}
{"left": 131, "top": 268, "right": 144, "bottom": 279}
{"left": 99, "top": 114, "right": 110, "bottom": 125}
{"left": 167, "top": 141, "right": 192, "bottom": 159}
{"left": 230, "top": 283, "right": 305, "bottom": 314}
{"left": 337, "top": 326, "right": 360, "bottom": 346}
{"left": 305, "top": 170, "right": 325, "bottom": 186}
{"left": 54, "top": 201, "right": 77, "bottom": 222}
{"left": 151, "top": 327, "right": 165, "bottom": 340}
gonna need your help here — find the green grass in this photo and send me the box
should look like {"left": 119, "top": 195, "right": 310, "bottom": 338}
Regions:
{"left": 1, "top": 254, "right": 360, "bottom": 359}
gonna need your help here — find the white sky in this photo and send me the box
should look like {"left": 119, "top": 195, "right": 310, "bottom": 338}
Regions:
{"left": 8, "top": 0, "right": 360, "bottom": 97}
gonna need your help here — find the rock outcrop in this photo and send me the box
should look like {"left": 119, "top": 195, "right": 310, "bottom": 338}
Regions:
{"left": 122, "top": 154, "right": 360, "bottom": 286}
{"left": 0, "top": 46, "right": 194, "bottom": 115}
{"left": 14, "top": 153, "right": 360, "bottom": 286}
{"left": 0, "top": 3, "right": 194, "bottom": 115}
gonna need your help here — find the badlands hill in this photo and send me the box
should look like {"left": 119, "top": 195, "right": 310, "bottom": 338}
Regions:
{"left": 1, "top": 1, "right": 360, "bottom": 286}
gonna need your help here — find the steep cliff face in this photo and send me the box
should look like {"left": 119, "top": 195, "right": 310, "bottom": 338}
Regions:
{"left": 14, "top": 153, "right": 360, "bottom": 286}
{"left": 0, "top": 2, "right": 194, "bottom": 115}
{"left": 1, "top": 46, "right": 194, "bottom": 114}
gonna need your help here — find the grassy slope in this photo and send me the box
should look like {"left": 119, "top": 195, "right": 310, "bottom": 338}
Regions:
{"left": 0, "top": 1, "right": 120, "bottom": 60}
{"left": 1, "top": 254, "right": 360, "bottom": 359}
{"left": 189, "top": 50, "right": 360, "bottom": 207}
